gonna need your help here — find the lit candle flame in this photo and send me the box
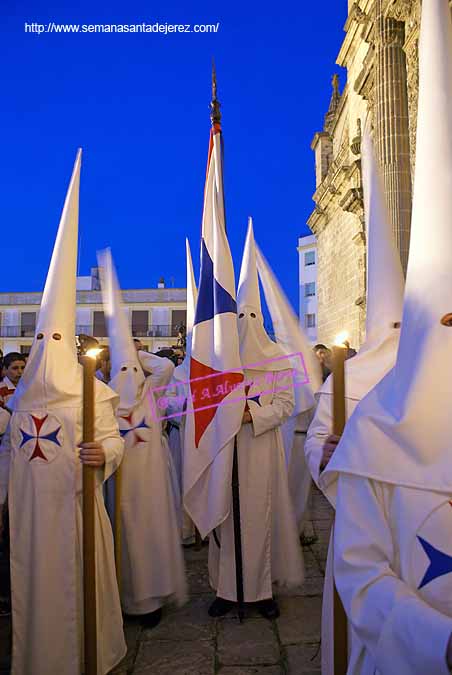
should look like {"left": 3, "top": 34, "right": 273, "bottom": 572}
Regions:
{"left": 334, "top": 331, "right": 348, "bottom": 347}
{"left": 86, "top": 348, "right": 102, "bottom": 359}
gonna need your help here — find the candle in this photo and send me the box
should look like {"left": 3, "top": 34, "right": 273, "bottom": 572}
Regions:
{"left": 332, "top": 331, "right": 347, "bottom": 436}
{"left": 80, "top": 348, "right": 100, "bottom": 675}
{"left": 332, "top": 332, "right": 348, "bottom": 674}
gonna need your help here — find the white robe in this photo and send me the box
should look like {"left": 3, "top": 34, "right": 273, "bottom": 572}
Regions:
{"left": 208, "top": 369, "right": 304, "bottom": 601}
{"left": 282, "top": 409, "right": 314, "bottom": 534}
{"left": 108, "top": 364, "right": 186, "bottom": 615}
{"left": 0, "top": 392, "right": 126, "bottom": 675}
{"left": 334, "top": 473, "right": 452, "bottom": 675}
{"left": 165, "top": 376, "right": 195, "bottom": 542}
{"left": 304, "top": 394, "right": 359, "bottom": 675}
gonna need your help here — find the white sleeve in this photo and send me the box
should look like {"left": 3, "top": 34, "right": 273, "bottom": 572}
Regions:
{"left": 334, "top": 474, "right": 452, "bottom": 675}
{"left": 249, "top": 370, "right": 295, "bottom": 437}
{"left": 138, "top": 351, "right": 175, "bottom": 391}
{"left": 304, "top": 393, "right": 331, "bottom": 487}
{"left": 94, "top": 399, "right": 124, "bottom": 483}
{"left": 0, "top": 423, "right": 11, "bottom": 504}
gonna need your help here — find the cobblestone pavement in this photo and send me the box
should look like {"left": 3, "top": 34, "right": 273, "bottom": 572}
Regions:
{"left": 0, "top": 486, "right": 333, "bottom": 674}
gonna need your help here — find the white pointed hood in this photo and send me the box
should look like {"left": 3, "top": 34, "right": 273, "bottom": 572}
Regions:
{"left": 11, "top": 150, "right": 84, "bottom": 411}
{"left": 323, "top": 0, "right": 452, "bottom": 494}
{"left": 98, "top": 248, "right": 145, "bottom": 413}
{"left": 237, "top": 218, "right": 288, "bottom": 371}
{"left": 255, "top": 243, "right": 321, "bottom": 413}
{"left": 320, "top": 129, "right": 404, "bottom": 401}
{"left": 173, "top": 238, "right": 198, "bottom": 383}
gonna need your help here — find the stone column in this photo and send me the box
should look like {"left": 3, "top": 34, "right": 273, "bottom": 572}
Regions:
{"left": 374, "top": 0, "right": 412, "bottom": 273}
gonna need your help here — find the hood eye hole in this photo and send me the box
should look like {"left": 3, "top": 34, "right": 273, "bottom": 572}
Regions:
{"left": 52, "top": 333, "right": 61, "bottom": 341}
{"left": 238, "top": 313, "right": 245, "bottom": 319}
{"left": 37, "top": 333, "right": 44, "bottom": 340}
{"left": 392, "top": 322, "right": 401, "bottom": 329}
{"left": 133, "top": 367, "right": 138, "bottom": 372}
{"left": 250, "top": 312, "right": 256, "bottom": 318}
{"left": 121, "top": 366, "right": 127, "bottom": 372}
{"left": 441, "top": 313, "right": 452, "bottom": 327}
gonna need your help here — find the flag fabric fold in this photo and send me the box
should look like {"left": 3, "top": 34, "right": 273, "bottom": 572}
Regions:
{"left": 183, "top": 125, "right": 245, "bottom": 539}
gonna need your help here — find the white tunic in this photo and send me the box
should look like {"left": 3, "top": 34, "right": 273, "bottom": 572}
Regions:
{"left": 208, "top": 369, "right": 304, "bottom": 601}
{"left": 165, "top": 376, "right": 195, "bottom": 542}
{"left": 304, "top": 394, "right": 359, "bottom": 675}
{"left": 282, "top": 409, "right": 314, "bottom": 534}
{"left": 0, "top": 391, "right": 127, "bottom": 675}
{"left": 335, "top": 473, "right": 452, "bottom": 675}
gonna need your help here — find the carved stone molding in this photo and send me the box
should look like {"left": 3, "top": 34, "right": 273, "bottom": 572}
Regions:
{"left": 352, "top": 231, "right": 366, "bottom": 247}
{"left": 340, "top": 188, "right": 364, "bottom": 215}
{"left": 350, "top": 2, "right": 369, "bottom": 25}
{"left": 385, "top": 0, "right": 413, "bottom": 22}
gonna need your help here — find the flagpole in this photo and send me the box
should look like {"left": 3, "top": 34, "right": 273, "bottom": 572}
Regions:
{"left": 211, "top": 61, "right": 245, "bottom": 623}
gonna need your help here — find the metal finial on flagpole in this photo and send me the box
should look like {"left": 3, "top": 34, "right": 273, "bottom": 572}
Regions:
{"left": 210, "top": 58, "right": 222, "bottom": 126}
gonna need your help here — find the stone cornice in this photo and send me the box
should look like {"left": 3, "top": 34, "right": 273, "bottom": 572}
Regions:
{"left": 340, "top": 187, "right": 364, "bottom": 216}
{"left": 337, "top": 2, "right": 372, "bottom": 68}
{"left": 312, "top": 142, "right": 351, "bottom": 206}
{"left": 311, "top": 131, "right": 330, "bottom": 151}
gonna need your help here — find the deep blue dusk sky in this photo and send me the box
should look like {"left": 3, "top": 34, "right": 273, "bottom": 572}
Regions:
{"left": 1, "top": 0, "right": 346, "bottom": 311}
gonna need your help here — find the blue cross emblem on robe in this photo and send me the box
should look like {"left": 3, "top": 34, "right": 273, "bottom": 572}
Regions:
{"left": 19, "top": 414, "right": 62, "bottom": 461}
{"left": 119, "top": 414, "right": 150, "bottom": 447}
{"left": 417, "top": 535, "right": 452, "bottom": 589}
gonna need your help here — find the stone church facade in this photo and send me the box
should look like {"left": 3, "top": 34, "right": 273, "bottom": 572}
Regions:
{"left": 308, "top": 0, "right": 449, "bottom": 348}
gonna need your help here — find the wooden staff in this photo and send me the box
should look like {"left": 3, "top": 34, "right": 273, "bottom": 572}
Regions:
{"left": 231, "top": 436, "right": 245, "bottom": 623}
{"left": 114, "top": 464, "right": 123, "bottom": 592}
{"left": 80, "top": 353, "right": 98, "bottom": 675}
{"left": 332, "top": 338, "right": 348, "bottom": 675}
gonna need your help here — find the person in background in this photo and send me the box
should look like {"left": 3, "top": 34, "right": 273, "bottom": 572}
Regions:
{"left": 1, "top": 353, "right": 26, "bottom": 393}
{"left": 313, "top": 344, "right": 332, "bottom": 383}
{"left": 133, "top": 338, "right": 145, "bottom": 352}
{"left": 343, "top": 340, "right": 357, "bottom": 359}
{"left": 96, "top": 346, "right": 111, "bottom": 384}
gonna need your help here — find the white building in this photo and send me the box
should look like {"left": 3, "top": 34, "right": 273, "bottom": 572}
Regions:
{"left": 0, "top": 268, "right": 187, "bottom": 355}
{"left": 298, "top": 234, "right": 318, "bottom": 344}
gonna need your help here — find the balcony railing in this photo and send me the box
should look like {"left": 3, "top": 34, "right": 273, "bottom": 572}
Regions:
{"left": 77, "top": 325, "right": 184, "bottom": 339}
{"left": 0, "top": 326, "right": 36, "bottom": 338}
{"left": 1, "top": 324, "right": 276, "bottom": 341}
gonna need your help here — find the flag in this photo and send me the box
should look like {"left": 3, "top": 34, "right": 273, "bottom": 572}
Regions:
{"left": 183, "top": 115, "right": 245, "bottom": 539}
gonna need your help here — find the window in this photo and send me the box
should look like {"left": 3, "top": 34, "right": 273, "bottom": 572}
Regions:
{"left": 21, "top": 312, "right": 36, "bottom": 337}
{"left": 305, "top": 314, "right": 316, "bottom": 328}
{"left": 171, "top": 309, "right": 187, "bottom": 337}
{"left": 304, "top": 251, "right": 315, "bottom": 266}
{"left": 93, "top": 311, "right": 107, "bottom": 338}
{"left": 20, "top": 345, "right": 32, "bottom": 355}
{"left": 131, "top": 310, "right": 149, "bottom": 337}
{"left": 304, "top": 282, "right": 316, "bottom": 297}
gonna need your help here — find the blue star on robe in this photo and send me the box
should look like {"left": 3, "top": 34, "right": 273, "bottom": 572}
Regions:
{"left": 194, "top": 238, "right": 237, "bottom": 325}
{"left": 417, "top": 536, "right": 452, "bottom": 589}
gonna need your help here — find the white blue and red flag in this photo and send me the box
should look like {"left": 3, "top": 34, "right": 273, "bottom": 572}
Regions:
{"left": 183, "top": 120, "right": 245, "bottom": 539}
